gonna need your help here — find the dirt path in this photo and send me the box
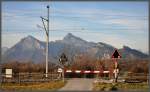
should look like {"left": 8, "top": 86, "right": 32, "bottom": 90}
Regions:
{"left": 59, "top": 78, "right": 94, "bottom": 91}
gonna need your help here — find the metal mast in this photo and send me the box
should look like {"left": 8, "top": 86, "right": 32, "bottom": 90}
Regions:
{"left": 40, "top": 5, "right": 49, "bottom": 78}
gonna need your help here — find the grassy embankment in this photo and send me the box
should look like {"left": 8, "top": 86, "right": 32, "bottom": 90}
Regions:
{"left": 0, "top": 80, "right": 66, "bottom": 91}
{"left": 93, "top": 82, "right": 149, "bottom": 91}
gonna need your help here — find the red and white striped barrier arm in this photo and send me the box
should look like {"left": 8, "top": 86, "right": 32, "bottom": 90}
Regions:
{"left": 58, "top": 70, "right": 111, "bottom": 74}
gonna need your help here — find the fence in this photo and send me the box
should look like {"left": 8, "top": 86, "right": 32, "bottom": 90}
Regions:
{"left": 1, "top": 72, "right": 60, "bottom": 83}
{"left": 0, "top": 72, "right": 149, "bottom": 83}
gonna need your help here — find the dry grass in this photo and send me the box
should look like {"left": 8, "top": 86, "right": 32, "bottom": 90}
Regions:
{"left": 93, "top": 82, "right": 149, "bottom": 91}
{"left": 0, "top": 80, "right": 66, "bottom": 91}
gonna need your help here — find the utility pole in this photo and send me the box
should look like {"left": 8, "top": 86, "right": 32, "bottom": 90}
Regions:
{"left": 40, "top": 5, "right": 49, "bottom": 78}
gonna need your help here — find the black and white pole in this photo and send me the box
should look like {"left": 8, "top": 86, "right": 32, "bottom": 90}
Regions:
{"left": 114, "top": 59, "right": 118, "bottom": 83}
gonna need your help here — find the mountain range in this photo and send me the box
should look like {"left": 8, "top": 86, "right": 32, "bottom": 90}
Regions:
{"left": 2, "top": 33, "right": 149, "bottom": 64}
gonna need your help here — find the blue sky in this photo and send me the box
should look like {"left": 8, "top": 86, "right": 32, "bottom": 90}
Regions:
{"left": 2, "top": 1, "right": 148, "bottom": 54}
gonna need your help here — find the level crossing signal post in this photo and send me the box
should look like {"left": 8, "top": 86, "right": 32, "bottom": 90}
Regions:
{"left": 59, "top": 53, "right": 68, "bottom": 82}
{"left": 111, "top": 49, "right": 121, "bottom": 83}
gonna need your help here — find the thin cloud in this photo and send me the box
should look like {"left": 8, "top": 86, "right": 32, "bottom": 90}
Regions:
{"left": 2, "top": 2, "right": 148, "bottom": 53}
